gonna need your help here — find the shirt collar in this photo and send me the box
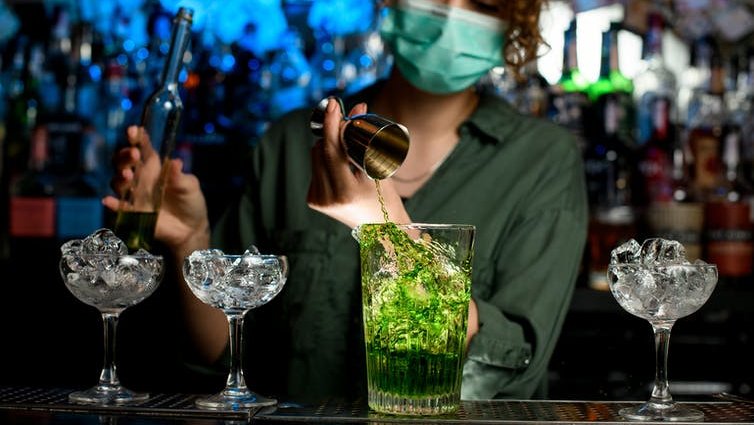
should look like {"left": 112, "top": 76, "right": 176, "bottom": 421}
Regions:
{"left": 463, "top": 90, "right": 519, "bottom": 145}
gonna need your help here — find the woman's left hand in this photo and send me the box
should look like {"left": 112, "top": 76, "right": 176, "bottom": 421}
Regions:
{"left": 307, "top": 98, "right": 411, "bottom": 228}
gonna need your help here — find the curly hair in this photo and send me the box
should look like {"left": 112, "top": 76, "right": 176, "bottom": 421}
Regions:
{"left": 502, "top": 0, "right": 548, "bottom": 80}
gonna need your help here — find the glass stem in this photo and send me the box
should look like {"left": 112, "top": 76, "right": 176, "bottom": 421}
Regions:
{"left": 224, "top": 312, "right": 247, "bottom": 394}
{"left": 98, "top": 312, "right": 120, "bottom": 388}
{"left": 650, "top": 322, "right": 674, "bottom": 406}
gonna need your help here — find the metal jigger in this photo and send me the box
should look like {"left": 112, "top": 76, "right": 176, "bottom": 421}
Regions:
{"left": 310, "top": 97, "right": 410, "bottom": 180}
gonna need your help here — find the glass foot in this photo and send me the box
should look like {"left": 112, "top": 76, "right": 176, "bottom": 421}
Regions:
{"left": 619, "top": 401, "right": 704, "bottom": 422}
{"left": 195, "top": 387, "right": 276, "bottom": 411}
{"left": 69, "top": 384, "right": 149, "bottom": 405}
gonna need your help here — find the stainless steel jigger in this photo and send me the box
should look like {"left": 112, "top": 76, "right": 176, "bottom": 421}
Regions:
{"left": 310, "top": 97, "right": 410, "bottom": 180}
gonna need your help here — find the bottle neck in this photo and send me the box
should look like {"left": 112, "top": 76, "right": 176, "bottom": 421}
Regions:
{"left": 644, "top": 18, "right": 664, "bottom": 61}
{"left": 161, "top": 12, "right": 193, "bottom": 87}
{"left": 562, "top": 25, "right": 577, "bottom": 75}
{"left": 609, "top": 30, "right": 621, "bottom": 74}
{"left": 599, "top": 31, "right": 611, "bottom": 78}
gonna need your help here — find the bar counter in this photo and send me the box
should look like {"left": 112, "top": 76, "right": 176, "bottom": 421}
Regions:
{"left": 1, "top": 387, "right": 753, "bottom": 424}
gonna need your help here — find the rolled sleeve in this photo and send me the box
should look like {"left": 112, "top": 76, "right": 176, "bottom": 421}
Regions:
{"left": 467, "top": 298, "right": 532, "bottom": 369}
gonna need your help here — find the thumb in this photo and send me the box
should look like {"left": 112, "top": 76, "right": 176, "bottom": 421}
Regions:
{"left": 348, "top": 102, "right": 367, "bottom": 117}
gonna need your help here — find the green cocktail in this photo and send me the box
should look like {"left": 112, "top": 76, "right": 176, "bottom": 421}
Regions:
{"left": 356, "top": 223, "right": 475, "bottom": 415}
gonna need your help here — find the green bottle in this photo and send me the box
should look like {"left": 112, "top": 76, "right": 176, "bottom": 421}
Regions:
{"left": 558, "top": 19, "right": 590, "bottom": 94}
{"left": 589, "top": 23, "right": 633, "bottom": 102}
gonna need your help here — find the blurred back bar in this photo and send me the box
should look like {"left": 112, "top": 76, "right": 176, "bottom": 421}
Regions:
{"left": 0, "top": 0, "right": 752, "bottom": 402}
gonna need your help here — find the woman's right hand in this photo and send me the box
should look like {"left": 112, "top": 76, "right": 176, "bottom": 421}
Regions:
{"left": 102, "top": 125, "right": 210, "bottom": 255}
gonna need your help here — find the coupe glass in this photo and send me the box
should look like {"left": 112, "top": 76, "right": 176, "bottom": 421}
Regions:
{"left": 60, "top": 250, "right": 163, "bottom": 405}
{"left": 607, "top": 259, "right": 717, "bottom": 421}
{"left": 183, "top": 250, "right": 288, "bottom": 410}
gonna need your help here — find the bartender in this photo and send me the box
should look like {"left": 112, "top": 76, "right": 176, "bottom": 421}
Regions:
{"left": 106, "top": 0, "right": 587, "bottom": 402}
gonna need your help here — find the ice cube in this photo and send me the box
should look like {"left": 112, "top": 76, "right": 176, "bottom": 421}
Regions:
{"left": 185, "top": 249, "right": 230, "bottom": 288}
{"left": 640, "top": 238, "right": 687, "bottom": 265}
{"left": 61, "top": 239, "right": 84, "bottom": 256}
{"left": 113, "top": 255, "right": 155, "bottom": 289}
{"left": 244, "top": 245, "right": 261, "bottom": 256}
{"left": 610, "top": 239, "right": 642, "bottom": 264}
{"left": 226, "top": 262, "right": 254, "bottom": 288}
{"left": 133, "top": 249, "right": 163, "bottom": 278}
{"left": 82, "top": 228, "right": 128, "bottom": 256}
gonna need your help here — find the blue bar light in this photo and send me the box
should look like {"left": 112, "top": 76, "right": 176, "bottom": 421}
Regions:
{"left": 308, "top": 0, "right": 375, "bottom": 35}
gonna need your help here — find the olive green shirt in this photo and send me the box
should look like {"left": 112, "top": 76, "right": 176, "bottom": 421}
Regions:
{"left": 212, "top": 86, "right": 588, "bottom": 402}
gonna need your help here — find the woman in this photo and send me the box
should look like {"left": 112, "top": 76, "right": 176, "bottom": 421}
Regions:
{"left": 106, "top": 0, "right": 587, "bottom": 401}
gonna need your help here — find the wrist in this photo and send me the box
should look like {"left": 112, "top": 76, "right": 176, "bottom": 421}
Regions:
{"left": 173, "top": 220, "right": 211, "bottom": 262}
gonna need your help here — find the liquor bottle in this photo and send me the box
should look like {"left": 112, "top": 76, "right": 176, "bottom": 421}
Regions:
{"left": 556, "top": 20, "right": 589, "bottom": 94}
{"left": 642, "top": 130, "right": 707, "bottom": 262}
{"left": 586, "top": 22, "right": 636, "bottom": 151}
{"left": 8, "top": 123, "right": 55, "bottom": 240}
{"left": 114, "top": 7, "right": 193, "bottom": 252}
{"left": 583, "top": 92, "right": 637, "bottom": 290}
{"left": 679, "top": 36, "right": 715, "bottom": 129}
{"left": 549, "top": 19, "right": 589, "bottom": 150}
{"left": 687, "top": 53, "right": 727, "bottom": 203}
{"left": 588, "top": 23, "right": 633, "bottom": 102}
{"left": 584, "top": 83, "right": 636, "bottom": 209}
{"left": 633, "top": 12, "right": 692, "bottom": 254}
{"left": 6, "top": 38, "right": 54, "bottom": 241}
{"left": 732, "top": 47, "right": 754, "bottom": 189}
{"left": 4, "top": 37, "right": 39, "bottom": 183}
{"left": 696, "top": 57, "right": 754, "bottom": 282}
{"left": 12, "top": 25, "right": 102, "bottom": 241}
{"left": 704, "top": 126, "right": 753, "bottom": 282}
{"left": 633, "top": 12, "right": 677, "bottom": 147}
{"left": 636, "top": 92, "right": 675, "bottom": 206}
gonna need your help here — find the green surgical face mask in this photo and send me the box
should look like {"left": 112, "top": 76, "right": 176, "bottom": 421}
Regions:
{"left": 379, "top": 0, "right": 507, "bottom": 94}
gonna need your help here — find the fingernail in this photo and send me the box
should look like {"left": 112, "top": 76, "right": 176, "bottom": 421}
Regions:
{"left": 327, "top": 99, "right": 337, "bottom": 113}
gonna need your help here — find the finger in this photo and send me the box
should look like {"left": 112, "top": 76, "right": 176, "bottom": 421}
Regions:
{"left": 112, "top": 146, "right": 141, "bottom": 170}
{"left": 320, "top": 99, "right": 356, "bottom": 191}
{"left": 101, "top": 195, "right": 120, "bottom": 212}
{"left": 322, "top": 98, "right": 344, "bottom": 152}
{"left": 111, "top": 167, "right": 135, "bottom": 196}
{"left": 111, "top": 148, "right": 137, "bottom": 195}
{"left": 348, "top": 102, "right": 367, "bottom": 117}
{"left": 127, "top": 125, "right": 156, "bottom": 157}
